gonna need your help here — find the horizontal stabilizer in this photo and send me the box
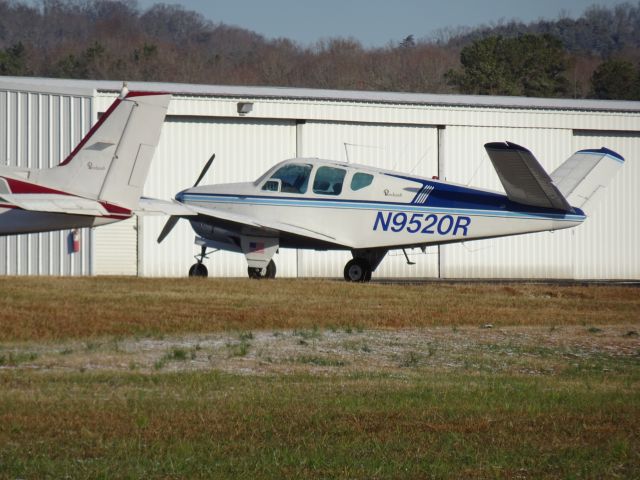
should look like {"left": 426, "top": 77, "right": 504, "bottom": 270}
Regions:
{"left": 4, "top": 194, "right": 109, "bottom": 216}
{"left": 484, "top": 142, "right": 572, "bottom": 212}
{"left": 550, "top": 148, "right": 624, "bottom": 210}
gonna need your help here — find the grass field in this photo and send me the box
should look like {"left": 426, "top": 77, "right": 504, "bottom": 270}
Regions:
{"left": 0, "top": 277, "right": 639, "bottom": 478}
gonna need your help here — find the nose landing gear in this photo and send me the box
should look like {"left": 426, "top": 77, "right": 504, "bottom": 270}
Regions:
{"left": 188, "top": 244, "right": 215, "bottom": 277}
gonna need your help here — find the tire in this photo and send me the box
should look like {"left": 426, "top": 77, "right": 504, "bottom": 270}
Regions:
{"left": 248, "top": 260, "right": 276, "bottom": 279}
{"left": 188, "top": 263, "right": 208, "bottom": 277}
{"left": 343, "top": 258, "right": 372, "bottom": 283}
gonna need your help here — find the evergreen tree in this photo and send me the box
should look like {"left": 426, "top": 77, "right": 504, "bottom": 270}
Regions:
{"left": 590, "top": 59, "right": 640, "bottom": 100}
{"left": 0, "top": 43, "right": 29, "bottom": 75}
{"left": 446, "top": 34, "right": 570, "bottom": 97}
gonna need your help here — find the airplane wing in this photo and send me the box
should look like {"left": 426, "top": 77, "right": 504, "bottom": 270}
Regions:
{"left": 2, "top": 194, "right": 110, "bottom": 216}
{"left": 484, "top": 142, "right": 572, "bottom": 212}
{"left": 139, "top": 196, "right": 346, "bottom": 246}
{"left": 135, "top": 197, "right": 196, "bottom": 216}
{"left": 186, "top": 204, "right": 345, "bottom": 245}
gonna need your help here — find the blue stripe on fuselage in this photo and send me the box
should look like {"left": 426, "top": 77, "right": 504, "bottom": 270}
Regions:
{"left": 385, "top": 173, "right": 582, "bottom": 217}
{"left": 177, "top": 191, "right": 586, "bottom": 222}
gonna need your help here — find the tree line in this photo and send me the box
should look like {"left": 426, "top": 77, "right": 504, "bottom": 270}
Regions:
{"left": 0, "top": 0, "right": 639, "bottom": 100}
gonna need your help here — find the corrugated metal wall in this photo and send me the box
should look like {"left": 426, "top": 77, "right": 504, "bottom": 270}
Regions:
{"left": 0, "top": 90, "right": 93, "bottom": 275}
{"left": 440, "top": 126, "right": 577, "bottom": 278}
{"left": 571, "top": 130, "right": 640, "bottom": 279}
{"left": 440, "top": 126, "right": 640, "bottom": 279}
{"left": 138, "top": 115, "right": 297, "bottom": 277}
{"left": 93, "top": 217, "right": 138, "bottom": 275}
{"left": 6, "top": 83, "right": 635, "bottom": 280}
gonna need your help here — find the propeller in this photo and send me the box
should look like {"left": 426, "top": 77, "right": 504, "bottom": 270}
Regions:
{"left": 193, "top": 153, "right": 215, "bottom": 188}
{"left": 157, "top": 153, "right": 216, "bottom": 244}
{"left": 157, "top": 215, "right": 180, "bottom": 244}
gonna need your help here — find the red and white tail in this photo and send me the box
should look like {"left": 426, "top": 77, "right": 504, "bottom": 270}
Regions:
{"left": 29, "top": 89, "right": 170, "bottom": 211}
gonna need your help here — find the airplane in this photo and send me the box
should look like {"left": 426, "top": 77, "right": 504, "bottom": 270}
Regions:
{"left": 0, "top": 86, "right": 170, "bottom": 236}
{"left": 155, "top": 142, "right": 624, "bottom": 282}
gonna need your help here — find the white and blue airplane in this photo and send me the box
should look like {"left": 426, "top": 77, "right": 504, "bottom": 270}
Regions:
{"left": 156, "top": 142, "right": 624, "bottom": 282}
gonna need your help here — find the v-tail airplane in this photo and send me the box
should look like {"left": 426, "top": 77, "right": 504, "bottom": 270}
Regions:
{"left": 0, "top": 87, "right": 170, "bottom": 235}
{"left": 155, "top": 141, "right": 624, "bottom": 282}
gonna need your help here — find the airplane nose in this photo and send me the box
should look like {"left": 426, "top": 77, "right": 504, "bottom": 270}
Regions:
{"left": 175, "top": 190, "right": 186, "bottom": 202}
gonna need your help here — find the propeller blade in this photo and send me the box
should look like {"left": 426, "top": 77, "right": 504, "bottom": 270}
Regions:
{"left": 157, "top": 215, "right": 180, "bottom": 244}
{"left": 193, "top": 153, "right": 215, "bottom": 188}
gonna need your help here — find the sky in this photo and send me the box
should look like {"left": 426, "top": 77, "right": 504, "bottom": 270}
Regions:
{"left": 134, "top": 0, "right": 630, "bottom": 47}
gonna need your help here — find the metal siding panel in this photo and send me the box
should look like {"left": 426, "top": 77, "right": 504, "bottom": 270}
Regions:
{"left": 440, "top": 126, "right": 575, "bottom": 279}
{"left": 0, "top": 88, "right": 93, "bottom": 276}
{"left": 139, "top": 115, "right": 297, "bottom": 277}
{"left": 94, "top": 218, "right": 138, "bottom": 275}
{"left": 0, "top": 92, "right": 6, "bottom": 164}
{"left": 297, "top": 121, "right": 440, "bottom": 278}
{"left": 572, "top": 131, "right": 640, "bottom": 279}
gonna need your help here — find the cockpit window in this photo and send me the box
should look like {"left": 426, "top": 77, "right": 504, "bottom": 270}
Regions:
{"left": 313, "top": 166, "right": 346, "bottom": 196}
{"left": 350, "top": 172, "right": 374, "bottom": 191}
{"left": 262, "top": 163, "right": 312, "bottom": 194}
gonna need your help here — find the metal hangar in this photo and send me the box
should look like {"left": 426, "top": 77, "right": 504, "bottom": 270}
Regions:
{"left": 1, "top": 76, "right": 639, "bottom": 279}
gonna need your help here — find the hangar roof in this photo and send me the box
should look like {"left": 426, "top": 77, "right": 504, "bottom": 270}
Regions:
{"left": 1, "top": 75, "right": 639, "bottom": 113}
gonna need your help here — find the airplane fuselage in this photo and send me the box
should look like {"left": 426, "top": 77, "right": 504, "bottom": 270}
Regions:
{"left": 0, "top": 206, "right": 122, "bottom": 235}
{"left": 177, "top": 160, "right": 585, "bottom": 252}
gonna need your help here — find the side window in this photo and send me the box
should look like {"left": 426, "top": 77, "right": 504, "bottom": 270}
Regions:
{"left": 313, "top": 166, "right": 346, "bottom": 196}
{"left": 262, "top": 163, "right": 312, "bottom": 194}
{"left": 350, "top": 172, "right": 374, "bottom": 191}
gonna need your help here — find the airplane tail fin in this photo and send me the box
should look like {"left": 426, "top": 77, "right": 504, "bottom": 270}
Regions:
{"left": 484, "top": 142, "right": 624, "bottom": 214}
{"left": 33, "top": 89, "right": 170, "bottom": 212}
{"left": 550, "top": 147, "right": 624, "bottom": 212}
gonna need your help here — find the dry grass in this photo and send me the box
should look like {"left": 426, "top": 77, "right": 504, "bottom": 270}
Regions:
{"left": 0, "top": 277, "right": 639, "bottom": 478}
{"left": 0, "top": 277, "right": 638, "bottom": 341}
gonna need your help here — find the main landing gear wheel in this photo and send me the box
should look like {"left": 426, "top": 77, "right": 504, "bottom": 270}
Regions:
{"left": 248, "top": 260, "right": 277, "bottom": 279}
{"left": 344, "top": 258, "right": 372, "bottom": 283}
{"left": 188, "top": 262, "right": 208, "bottom": 277}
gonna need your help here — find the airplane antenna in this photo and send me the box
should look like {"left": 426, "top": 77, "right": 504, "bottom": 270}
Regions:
{"left": 466, "top": 155, "right": 487, "bottom": 186}
{"left": 343, "top": 142, "right": 350, "bottom": 163}
{"left": 402, "top": 249, "right": 416, "bottom": 265}
{"left": 408, "top": 146, "right": 432, "bottom": 174}
{"left": 460, "top": 241, "right": 494, "bottom": 253}
{"left": 343, "top": 142, "right": 383, "bottom": 164}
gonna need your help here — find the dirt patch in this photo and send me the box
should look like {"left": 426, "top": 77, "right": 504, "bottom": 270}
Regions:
{"left": 2, "top": 324, "right": 638, "bottom": 376}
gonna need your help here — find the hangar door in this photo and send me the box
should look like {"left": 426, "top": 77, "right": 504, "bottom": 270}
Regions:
{"left": 137, "top": 117, "right": 297, "bottom": 277}
{"left": 439, "top": 126, "right": 576, "bottom": 279}
{"left": 296, "top": 121, "right": 440, "bottom": 278}
{"left": 571, "top": 131, "right": 640, "bottom": 279}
